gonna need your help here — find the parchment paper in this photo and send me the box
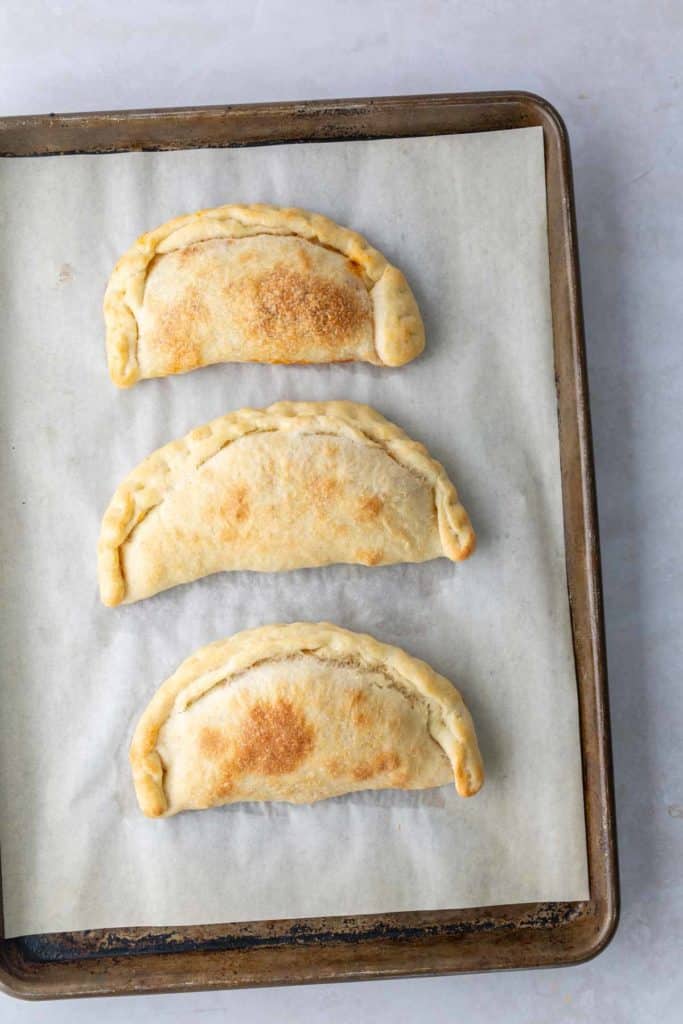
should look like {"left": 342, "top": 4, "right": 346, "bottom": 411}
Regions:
{"left": 0, "top": 127, "right": 589, "bottom": 937}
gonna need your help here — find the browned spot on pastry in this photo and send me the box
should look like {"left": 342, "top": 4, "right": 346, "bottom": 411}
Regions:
{"left": 348, "top": 690, "right": 370, "bottom": 729}
{"left": 356, "top": 494, "right": 383, "bottom": 521}
{"left": 376, "top": 751, "right": 400, "bottom": 774}
{"left": 231, "top": 484, "right": 250, "bottom": 523}
{"left": 215, "top": 774, "right": 234, "bottom": 799}
{"left": 198, "top": 699, "right": 315, "bottom": 802}
{"left": 325, "top": 757, "right": 344, "bottom": 776}
{"left": 237, "top": 249, "right": 256, "bottom": 264}
{"left": 259, "top": 268, "right": 365, "bottom": 336}
{"left": 352, "top": 751, "right": 400, "bottom": 782}
{"left": 456, "top": 530, "right": 477, "bottom": 561}
{"left": 177, "top": 243, "right": 203, "bottom": 265}
{"left": 356, "top": 548, "right": 384, "bottom": 566}
{"left": 309, "top": 475, "right": 339, "bottom": 512}
{"left": 151, "top": 286, "right": 209, "bottom": 373}
{"left": 228, "top": 266, "right": 369, "bottom": 358}
{"left": 198, "top": 726, "right": 228, "bottom": 760}
{"left": 216, "top": 484, "right": 251, "bottom": 533}
{"left": 157, "top": 330, "right": 202, "bottom": 375}
{"left": 217, "top": 525, "right": 236, "bottom": 544}
{"left": 233, "top": 698, "right": 315, "bottom": 776}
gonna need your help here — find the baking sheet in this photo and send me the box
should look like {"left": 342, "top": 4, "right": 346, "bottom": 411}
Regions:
{"left": 0, "top": 127, "right": 589, "bottom": 937}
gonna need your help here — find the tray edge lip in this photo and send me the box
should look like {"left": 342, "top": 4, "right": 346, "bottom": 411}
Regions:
{"left": 0, "top": 88, "right": 578, "bottom": 125}
{"left": 533, "top": 87, "right": 620, "bottom": 950}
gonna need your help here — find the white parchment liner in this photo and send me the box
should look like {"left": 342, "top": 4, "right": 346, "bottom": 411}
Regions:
{"left": 0, "top": 127, "right": 588, "bottom": 936}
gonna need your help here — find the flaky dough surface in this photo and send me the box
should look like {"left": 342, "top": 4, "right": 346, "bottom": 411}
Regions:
{"left": 98, "top": 401, "right": 475, "bottom": 606}
{"left": 104, "top": 204, "right": 425, "bottom": 385}
{"left": 131, "top": 622, "right": 484, "bottom": 816}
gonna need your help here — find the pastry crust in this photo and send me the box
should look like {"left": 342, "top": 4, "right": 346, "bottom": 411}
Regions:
{"left": 130, "top": 622, "right": 484, "bottom": 816}
{"left": 104, "top": 204, "right": 425, "bottom": 386}
{"left": 98, "top": 401, "right": 475, "bottom": 606}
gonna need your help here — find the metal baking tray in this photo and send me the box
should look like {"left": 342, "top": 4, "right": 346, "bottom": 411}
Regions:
{"left": 0, "top": 92, "right": 618, "bottom": 998}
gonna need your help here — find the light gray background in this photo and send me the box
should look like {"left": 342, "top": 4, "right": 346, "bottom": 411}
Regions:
{"left": 0, "top": 0, "right": 680, "bottom": 1021}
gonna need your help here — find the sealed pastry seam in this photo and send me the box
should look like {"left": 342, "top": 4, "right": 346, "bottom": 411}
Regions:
{"left": 97, "top": 401, "right": 476, "bottom": 606}
{"left": 130, "top": 622, "right": 484, "bottom": 816}
{"left": 104, "top": 204, "right": 425, "bottom": 385}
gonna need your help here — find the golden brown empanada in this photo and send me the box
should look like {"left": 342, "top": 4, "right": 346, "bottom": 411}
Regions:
{"left": 98, "top": 401, "right": 475, "bottom": 606}
{"left": 104, "top": 204, "right": 425, "bottom": 386}
{"left": 130, "top": 622, "right": 484, "bottom": 816}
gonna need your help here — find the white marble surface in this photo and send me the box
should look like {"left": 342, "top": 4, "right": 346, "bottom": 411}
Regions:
{"left": 0, "top": 1, "right": 681, "bottom": 1020}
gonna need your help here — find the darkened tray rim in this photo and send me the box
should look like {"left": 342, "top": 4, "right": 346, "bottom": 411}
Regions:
{"left": 0, "top": 91, "right": 618, "bottom": 999}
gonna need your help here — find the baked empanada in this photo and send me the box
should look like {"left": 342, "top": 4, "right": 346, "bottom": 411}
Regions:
{"left": 98, "top": 401, "right": 475, "bottom": 606}
{"left": 130, "top": 622, "right": 484, "bottom": 816}
{"left": 104, "top": 204, "right": 425, "bottom": 386}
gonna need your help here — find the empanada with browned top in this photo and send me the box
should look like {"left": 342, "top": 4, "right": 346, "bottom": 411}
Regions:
{"left": 104, "top": 204, "right": 425, "bottom": 386}
{"left": 130, "top": 622, "right": 484, "bottom": 817}
{"left": 98, "top": 401, "right": 475, "bottom": 606}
